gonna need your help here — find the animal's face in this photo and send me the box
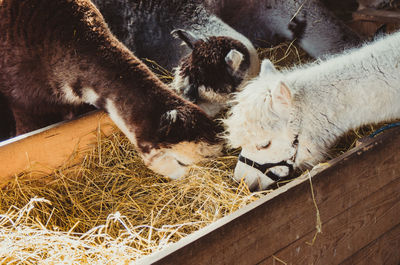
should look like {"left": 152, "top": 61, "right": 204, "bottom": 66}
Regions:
{"left": 170, "top": 30, "right": 254, "bottom": 117}
{"left": 224, "top": 60, "right": 299, "bottom": 190}
{"left": 141, "top": 141, "right": 222, "bottom": 179}
{"left": 137, "top": 105, "right": 223, "bottom": 179}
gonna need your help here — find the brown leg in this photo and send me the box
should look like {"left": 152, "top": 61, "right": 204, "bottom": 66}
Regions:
{"left": 11, "top": 107, "right": 64, "bottom": 135}
{"left": 0, "top": 93, "right": 16, "bottom": 141}
{"left": 11, "top": 103, "right": 96, "bottom": 136}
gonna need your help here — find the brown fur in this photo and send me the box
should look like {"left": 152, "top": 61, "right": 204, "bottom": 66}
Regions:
{"left": 178, "top": 36, "right": 250, "bottom": 101}
{"left": 0, "top": 92, "right": 15, "bottom": 141}
{"left": 0, "top": 0, "right": 221, "bottom": 152}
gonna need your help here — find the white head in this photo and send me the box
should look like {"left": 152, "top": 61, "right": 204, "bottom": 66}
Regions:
{"left": 224, "top": 59, "right": 302, "bottom": 190}
{"left": 141, "top": 140, "right": 222, "bottom": 179}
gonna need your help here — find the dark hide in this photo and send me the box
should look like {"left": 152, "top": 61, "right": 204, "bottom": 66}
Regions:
{"left": 91, "top": 0, "right": 207, "bottom": 70}
{"left": 204, "top": 0, "right": 361, "bottom": 57}
{"left": 178, "top": 36, "right": 250, "bottom": 102}
{"left": 0, "top": 0, "right": 220, "bottom": 151}
{"left": 0, "top": 92, "right": 15, "bottom": 141}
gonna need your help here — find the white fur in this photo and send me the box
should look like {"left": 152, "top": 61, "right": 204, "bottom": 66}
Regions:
{"left": 81, "top": 88, "right": 100, "bottom": 106}
{"left": 142, "top": 148, "right": 188, "bottom": 180}
{"left": 198, "top": 85, "right": 230, "bottom": 104}
{"left": 142, "top": 141, "right": 223, "bottom": 180}
{"left": 170, "top": 72, "right": 188, "bottom": 95}
{"left": 165, "top": 109, "right": 178, "bottom": 123}
{"left": 225, "top": 49, "right": 244, "bottom": 73}
{"left": 61, "top": 85, "right": 99, "bottom": 107}
{"left": 105, "top": 99, "right": 137, "bottom": 146}
{"left": 225, "top": 32, "right": 400, "bottom": 189}
{"left": 61, "top": 84, "right": 80, "bottom": 104}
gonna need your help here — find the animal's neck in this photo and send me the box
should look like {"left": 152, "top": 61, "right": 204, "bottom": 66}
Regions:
{"left": 24, "top": 0, "right": 206, "bottom": 153}
{"left": 57, "top": 43, "right": 183, "bottom": 150}
{"left": 288, "top": 32, "right": 400, "bottom": 165}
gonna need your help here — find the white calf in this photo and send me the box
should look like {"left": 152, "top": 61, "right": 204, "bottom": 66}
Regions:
{"left": 224, "top": 32, "right": 400, "bottom": 190}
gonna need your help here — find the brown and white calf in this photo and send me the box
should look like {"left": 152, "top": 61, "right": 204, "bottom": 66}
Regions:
{"left": 171, "top": 32, "right": 254, "bottom": 117}
{"left": 0, "top": 0, "right": 222, "bottom": 178}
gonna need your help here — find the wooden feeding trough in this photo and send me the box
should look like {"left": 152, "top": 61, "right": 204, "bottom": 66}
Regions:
{"left": 1, "top": 111, "right": 400, "bottom": 264}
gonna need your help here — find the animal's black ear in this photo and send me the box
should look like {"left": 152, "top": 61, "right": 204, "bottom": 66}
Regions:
{"left": 171, "top": 29, "right": 199, "bottom": 49}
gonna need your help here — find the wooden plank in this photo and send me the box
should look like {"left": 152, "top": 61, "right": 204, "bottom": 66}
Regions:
{"left": 341, "top": 222, "right": 400, "bottom": 265}
{"left": 353, "top": 8, "right": 400, "bottom": 23}
{"left": 259, "top": 175, "right": 400, "bottom": 264}
{"left": 138, "top": 128, "right": 400, "bottom": 265}
{"left": 0, "top": 110, "right": 115, "bottom": 187}
{"left": 347, "top": 20, "right": 383, "bottom": 37}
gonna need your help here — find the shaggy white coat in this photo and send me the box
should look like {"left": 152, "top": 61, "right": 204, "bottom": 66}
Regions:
{"left": 225, "top": 32, "right": 400, "bottom": 190}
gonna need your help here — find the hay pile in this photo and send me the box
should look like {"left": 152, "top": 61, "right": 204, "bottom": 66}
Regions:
{"left": 0, "top": 130, "right": 269, "bottom": 263}
{"left": 257, "top": 40, "right": 311, "bottom": 69}
{"left": 0, "top": 41, "right": 381, "bottom": 264}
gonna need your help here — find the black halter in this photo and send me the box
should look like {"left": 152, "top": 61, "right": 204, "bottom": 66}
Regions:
{"left": 238, "top": 135, "right": 299, "bottom": 182}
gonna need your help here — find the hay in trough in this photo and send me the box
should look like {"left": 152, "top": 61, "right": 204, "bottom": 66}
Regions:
{"left": 0, "top": 129, "right": 269, "bottom": 263}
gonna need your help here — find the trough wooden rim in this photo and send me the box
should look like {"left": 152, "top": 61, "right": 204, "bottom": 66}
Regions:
{"left": 137, "top": 126, "right": 400, "bottom": 264}
{"left": 0, "top": 110, "right": 114, "bottom": 188}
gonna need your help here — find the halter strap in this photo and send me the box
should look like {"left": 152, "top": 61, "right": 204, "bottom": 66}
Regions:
{"left": 238, "top": 154, "right": 293, "bottom": 182}
{"left": 238, "top": 135, "right": 299, "bottom": 182}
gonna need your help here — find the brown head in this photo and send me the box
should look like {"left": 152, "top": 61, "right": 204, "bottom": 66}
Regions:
{"left": 170, "top": 29, "right": 257, "bottom": 117}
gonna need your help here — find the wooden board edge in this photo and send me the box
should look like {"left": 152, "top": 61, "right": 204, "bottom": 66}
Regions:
{"left": 0, "top": 110, "right": 115, "bottom": 187}
{"left": 353, "top": 8, "right": 400, "bottom": 24}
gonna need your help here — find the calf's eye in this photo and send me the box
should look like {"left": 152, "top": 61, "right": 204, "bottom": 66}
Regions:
{"left": 176, "top": 159, "right": 188, "bottom": 167}
{"left": 257, "top": 141, "right": 271, "bottom": 150}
